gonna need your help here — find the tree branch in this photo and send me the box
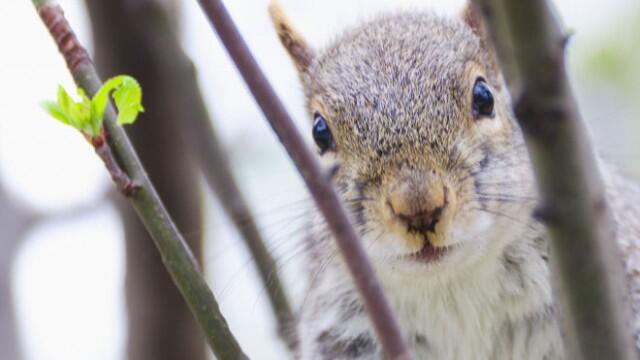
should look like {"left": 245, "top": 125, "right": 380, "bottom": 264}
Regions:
{"left": 126, "top": 4, "right": 297, "bottom": 348}
{"left": 195, "top": 1, "right": 412, "bottom": 359}
{"left": 470, "top": 0, "right": 636, "bottom": 358}
{"left": 85, "top": 1, "right": 207, "bottom": 358}
{"left": 183, "top": 83, "right": 297, "bottom": 350}
{"left": 0, "top": 185, "right": 34, "bottom": 360}
{"left": 31, "top": 3, "right": 248, "bottom": 359}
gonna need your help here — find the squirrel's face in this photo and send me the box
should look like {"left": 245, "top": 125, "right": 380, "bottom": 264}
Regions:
{"left": 272, "top": 6, "right": 536, "bottom": 274}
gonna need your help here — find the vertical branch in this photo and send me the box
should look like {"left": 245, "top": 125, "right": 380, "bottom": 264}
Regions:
{"left": 144, "top": 2, "right": 298, "bottom": 348}
{"left": 86, "top": 0, "right": 296, "bottom": 349}
{"left": 0, "top": 186, "right": 34, "bottom": 360}
{"left": 194, "top": 1, "right": 412, "bottom": 359}
{"left": 181, "top": 79, "right": 298, "bottom": 349}
{"left": 84, "top": 1, "right": 206, "bottom": 359}
{"left": 470, "top": 0, "right": 636, "bottom": 359}
{"left": 31, "top": 2, "right": 248, "bottom": 359}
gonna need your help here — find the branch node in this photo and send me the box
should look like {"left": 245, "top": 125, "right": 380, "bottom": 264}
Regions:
{"left": 39, "top": 5, "right": 91, "bottom": 73}
{"left": 90, "top": 130, "right": 139, "bottom": 197}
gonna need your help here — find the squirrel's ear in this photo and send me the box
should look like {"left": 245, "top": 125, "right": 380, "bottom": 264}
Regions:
{"left": 269, "top": 1, "right": 315, "bottom": 74}
{"left": 461, "top": 3, "right": 490, "bottom": 48}
{"left": 461, "top": 3, "right": 502, "bottom": 81}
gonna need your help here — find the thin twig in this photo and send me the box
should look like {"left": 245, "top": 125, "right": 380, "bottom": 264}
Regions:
{"left": 87, "top": 0, "right": 295, "bottom": 351}
{"left": 85, "top": 1, "right": 207, "bottom": 358}
{"left": 106, "top": 2, "right": 298, "bottom": 346}
{"left": 0, "top": 184, "right": 34, "bottom": 360}
{"left": 139, "top": 8, "right": 297, "bottom": 346}
{"left": 470, "top": 0, "right": 636, "bottom": 359}
{"left": 195, "top": 1, "right": 412, "bottom": 359}
{"left": 183, "top": 91, "right": 298, "bottom": 350}
{"left": 31, "top": 2, "right": 248, "bottom": 359}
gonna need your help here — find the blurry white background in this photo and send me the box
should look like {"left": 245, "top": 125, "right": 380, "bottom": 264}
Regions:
{"left": 0, "top": 0, "right": 638, "bottom": 359}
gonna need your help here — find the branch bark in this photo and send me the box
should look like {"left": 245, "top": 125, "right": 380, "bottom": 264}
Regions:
{"left": 194, "top": 1, "right": 412, "bottom": 359}
{"left": 31, "top": 2, "right": 248, "bottom": 359}
{"left": 470, "top": 0, "right": 636, "bottom": 359}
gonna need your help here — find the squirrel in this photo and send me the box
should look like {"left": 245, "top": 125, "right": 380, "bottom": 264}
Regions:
{"left": 269, "top": 2, "right": 640, "bottom": 359}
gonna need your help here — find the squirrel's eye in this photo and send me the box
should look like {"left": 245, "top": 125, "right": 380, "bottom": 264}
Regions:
{"left": 472, "top": 78, "right": 495, "bottom": 119}
{"left": 312, "top": 114, "right": 335, "bottom": 154}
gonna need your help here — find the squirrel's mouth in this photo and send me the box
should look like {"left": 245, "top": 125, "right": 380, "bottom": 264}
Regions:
{"left": 408, "top": 241, "right": 450, "bottom": 263}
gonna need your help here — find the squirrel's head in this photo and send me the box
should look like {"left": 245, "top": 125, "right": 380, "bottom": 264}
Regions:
{"left": 271, "top": 3, "right": 535, "bottom": 275}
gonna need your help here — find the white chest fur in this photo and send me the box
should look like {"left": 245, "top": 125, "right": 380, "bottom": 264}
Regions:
{"left": 298, "top": 239, "right": 563, "bottom": 360}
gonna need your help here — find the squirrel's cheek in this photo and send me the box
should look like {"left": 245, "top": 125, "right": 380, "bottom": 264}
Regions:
{"left": 316, "top": 154, "right": 340, "bottom": 179}
{"left": 472, "top": 113, "right": 514, "bottom": 153}
{"left": 475, "top": 112, "right": 506, "bottom": 135}
{"left": 444, "top": 210, "right": 496, "bottom": 250}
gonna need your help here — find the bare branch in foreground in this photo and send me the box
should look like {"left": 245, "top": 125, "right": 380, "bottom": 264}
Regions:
{"left": 470, "top": 0, "right": 636, "bottom": 359}
{"left": 195, "top": 0, "right": 412, "bottom": 359}
{"left": 31, "top": 2, "right": 248, "bottom": 359}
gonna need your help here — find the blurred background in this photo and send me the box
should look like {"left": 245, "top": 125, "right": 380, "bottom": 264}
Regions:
{"left": 0, "top": 0, "right": 638, "bottom": 359}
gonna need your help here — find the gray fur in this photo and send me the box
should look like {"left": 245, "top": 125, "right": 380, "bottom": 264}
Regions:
{"left": 271, "top": 9, "right": 640, "bottom": 360}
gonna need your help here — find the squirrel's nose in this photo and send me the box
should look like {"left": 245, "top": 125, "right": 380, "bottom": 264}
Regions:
{"left": 387, "top": 172, "right": 447, "bottom": 233}
{"left": 394, "top": 206, "right": 444, "bottom": 233}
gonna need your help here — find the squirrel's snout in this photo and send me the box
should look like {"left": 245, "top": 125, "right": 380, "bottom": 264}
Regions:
{"left": 387, "top": 172, "right": 449, "bottom": 235}
{"left": 395, "top": 206, "right": 444, "bottom": 233}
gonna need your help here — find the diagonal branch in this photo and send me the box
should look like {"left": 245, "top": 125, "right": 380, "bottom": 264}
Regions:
{"left": 195, "top": 1, "right": 412, "bottom": 359}
{"left": 470, "top": 0, "right": 636, "bottom": 359}
{"left": 31, "top": 2, "right": 248, "bottom": 359}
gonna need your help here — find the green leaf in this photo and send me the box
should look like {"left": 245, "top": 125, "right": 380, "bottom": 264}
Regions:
{"left": 43, "top": 75, "right": 144, "bottom": 138}
{"left": 42, "top": 101, "right": 71, "bottom": 125}
{"left": 111, "top": 76, "right": 144, "bottom": 125}
{"left": 75, "top": 88, "right": 94, "bottom": 134}
{"left": 42, "top": 85, "right": 96, "bottom": 136}
{"left": 90, "top": 86, "right": 109, "bottom": 129}
{"left": 91, "top": 75, "right": 144, "bottom": 126}
{"left": 56, "top": 85, "right": 75, "bottom": 123}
